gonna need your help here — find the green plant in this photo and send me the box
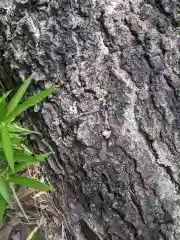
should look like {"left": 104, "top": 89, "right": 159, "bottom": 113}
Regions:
{"left": 26, "top": 226, "right": 39, "bottom": 240}
{"left": 0, "top": 74, "right": 55, "bottom": 223}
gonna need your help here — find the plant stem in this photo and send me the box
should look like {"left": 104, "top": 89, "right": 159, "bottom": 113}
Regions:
{"left": 10, "top": 183, "right": 29, "bottom": 223}
{"left": 26, "top": 226, "right": 38, "bottom": 240}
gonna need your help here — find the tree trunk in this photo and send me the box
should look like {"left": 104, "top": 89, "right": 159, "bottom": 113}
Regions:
{"left": 1, "top": 0, "right": 180, "bottom": 239}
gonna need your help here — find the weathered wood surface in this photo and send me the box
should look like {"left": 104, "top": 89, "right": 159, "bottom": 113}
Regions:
{"left": 1, "top": 0, "right": 180, "bottom": 239}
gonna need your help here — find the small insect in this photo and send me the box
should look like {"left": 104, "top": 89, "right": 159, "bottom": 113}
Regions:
{"left": 78, "top": 107, "right": 106, "bottom": 117}
{"left": 63, "top": 107, "right": 106, "bottom": 135}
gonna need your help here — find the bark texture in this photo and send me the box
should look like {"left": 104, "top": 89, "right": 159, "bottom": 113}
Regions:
{"left": 1, "top": 0, "right": 180, "bottom": 239}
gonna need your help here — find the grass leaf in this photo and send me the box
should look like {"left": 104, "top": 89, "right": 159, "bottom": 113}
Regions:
{"left": 0, "top": 179, "right": 10, "bottom": 203}
{"left": 10, "top": 135, "right": 25, "bottom": 148}
{"left": 9, "top": 175, "right": 52, "bottom": 191}
{"left": 6, "top": 88, "right": 55, "bottom": 124}
{"left": 0, "top": 90, "right": 13, "bottom": 121}
{"left": 5, "top": 75, "right": 33, "bottom": 117}
{"left": 0, "top": 136, "right": 24, "bottom": 150}
{"left": 0, "top": 194, "right": 6, "bottom": 224}
{"left": 0, "top": 151, "right": 5, "bottom": 159}
{"left": 10, "top": 184, "right": 29, "bottom": 223}
{"left": 0, "top": 152, "right": 48, "bottom": 176}
{"left": 26, "top": 226, "right": 38, "bottom": 240}
{"left": 0, "top": 95, "right": 6, "bottom": 122}
{"left": 3, "top": 90, "right": 12, "bottom": 99}
{"left": 8, "top": 124, "right": 40, "bottom": 135}
{"left": 11, "top": 153, "right": 50, "bottom": 173}
{"left": 14, "top": 152, "right": 49, "bottom": 163}
{"left": 1, "top": 124, "right": 14, "bottom": 171}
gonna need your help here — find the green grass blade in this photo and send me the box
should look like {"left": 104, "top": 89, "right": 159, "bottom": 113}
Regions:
{"left": 0, "top": 150, "right": 5, "bottom": 159}
{"left": 0, "top": 90, "right": 12, "bottom": 101}
{"left": 0, "top": 150, "right": 49, "bottom": 164}
{"left": 0, "top": 90, "right": 12, "bottom": 121}
{"left": 6, "top": 88, "right": 55, "bottom": 124}
{"left": 0, "top": 90, "right": 12, "bottom": 99}
{"left": 0, "top": 134, "right": 25, "bottom": 150}
{"left": 8, "top": 124, "right": 40, "bottom": 135}
{"left": 4, "top": 90, "right": 12, "bottom": 98}
{"left": 5, "top": 74, "right": 33, "bottom": 117}
{"left": 10, "top": 184, "right": 29, "bottom": 223}
{"left": 0, "top": 95, "right": 6, "bottom": 121}
{"left": 13, "top": 162, "right": 37, "bottom": 173}
{"left": 14, "top": 152, "right": 49, "bottom": 163}
{"left": 0, "top": 194, "right": 6, "bottom": 224}
{"left": 10, "top": 135, "right": 25, "bottom": 148}
{"left": 9, "top": 175, "right": 52, "bottom": 191}
{"left": 26, "top": 227, "right": 38, "bottom": 240}
{"left": 0, "top": 179, "right": 10, "bottom": 203}
{"left": 1, "top": 124, "right": 14, "bottom": 171}
{"left": 34, "top": 153, "right": 50, "bottom": 161}
{"left": 10, "top": 153, "right": 50, "bottom": 173}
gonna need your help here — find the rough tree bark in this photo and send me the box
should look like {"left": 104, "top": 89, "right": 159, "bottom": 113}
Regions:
{"left": 1, "top": 0, "right": 180, "bottom": 239}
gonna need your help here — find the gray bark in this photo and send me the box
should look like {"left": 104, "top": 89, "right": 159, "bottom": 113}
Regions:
{"left": 1, "top": 0, "right": 180, "bottom": 239}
